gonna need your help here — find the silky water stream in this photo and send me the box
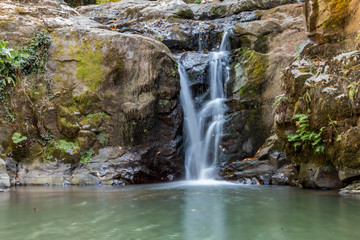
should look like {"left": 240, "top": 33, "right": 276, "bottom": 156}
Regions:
{"left": 179, "top": 30, "right": 231, "bottom": 180}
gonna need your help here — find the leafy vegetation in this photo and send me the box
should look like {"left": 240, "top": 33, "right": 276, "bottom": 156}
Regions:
{"left": 273, "top": 94, "right": 288, "bottom": 107}
{"left": 0, "top": 30, "right": 53, "bottom": 122}
{"left": 0, "top": 41, "right": 28, "bottom": 120}
{"left": 54, "top": 140, "right": 80, "bottom": 154}
{"left": 288, "top": 114, "right": 326, "bottom": 153}
{"left": 347, "top": 81, "right": 359, "bottom": 100}
{"left": 21, "top": 30, "right": 52, "bottom": 75}
{"left": 12, "top": 132, "right": 27, "bottom": 144}
{"left": 80, "top": 149, "right": 93, "bottom": 164}
{"left": 0, "top": 41, "right": 28, "bottom": 87}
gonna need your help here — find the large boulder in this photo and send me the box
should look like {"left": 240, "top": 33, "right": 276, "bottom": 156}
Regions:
{"left": 0, "top": 0, "right": 184, "bottom": 185}
{"left": 299, "top": 163, "right": 342, "bottom": 189}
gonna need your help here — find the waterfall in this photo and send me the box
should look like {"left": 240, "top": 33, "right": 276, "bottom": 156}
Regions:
{"left": 180, "top": 30, "right": 231, "bottom": 180}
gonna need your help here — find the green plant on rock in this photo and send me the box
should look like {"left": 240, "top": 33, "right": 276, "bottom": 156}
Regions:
{"left": 21, "top": 30, "right": 52, "bottom": 75}
{"left": 12, "top": 132, "right": 27, "bottom": 144}
{"left": 80, "top": 149, "right": 93, "bottom": 164}
{"left": 96, "top": 133, "right": 108, "bottom": 145}
{"left": 328, "top": 115, "right": 342, "bottom": 142}
{"left": 0, "top": 40, "right": 28, "bottom": 121}
{"left": 288, "top": 114, "right": 326, "bottom": 153}
{"left": 0, "top": 40, "right": 28, "bottom": 87}
{"left": 273, "top": 94, "right": 288, "bottom": 107}
{"left": 347, "top": 81, "right": 359, "bottom": 100}
{"left": 54, "top": 139, "right": 80, "bottom": 154}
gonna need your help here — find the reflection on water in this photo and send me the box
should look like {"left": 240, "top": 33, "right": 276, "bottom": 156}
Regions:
{"left": 0, "top": 182, "right": 360, "bottom": 240}
{"left": 183, "top": 181, "right": 227, "bottom": 240}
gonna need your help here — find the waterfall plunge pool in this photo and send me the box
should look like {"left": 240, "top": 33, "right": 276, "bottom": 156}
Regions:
{"left": 1, "top": 182, "right": 360, "bottom": 240}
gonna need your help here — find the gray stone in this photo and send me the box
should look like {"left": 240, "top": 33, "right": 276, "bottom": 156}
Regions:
{"left": 299, "top": 164, "right": 342, "bottom": 189}
{"left": 17, "top": 160, "right": 72, "bottom": 185}
{"left": 271, "top": 164, "right": 298, "bottom": 186}
{"left": 339, "top": 183, "right": 360, "bottom": 194}
{"left": 231, "top": 159, "right": 276, "bottom": 179}
{"left": 0, "top": 159, "right": 10, "bottom": 188}
{"left": 337, "top": 167, "right": 360, "bottom": 182}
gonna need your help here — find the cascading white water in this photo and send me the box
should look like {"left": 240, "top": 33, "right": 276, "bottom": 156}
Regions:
{"left": 180, "top": 30, "right": 231, "bottom": 180}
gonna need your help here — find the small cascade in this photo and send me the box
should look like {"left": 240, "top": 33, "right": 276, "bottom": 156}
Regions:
{"left": 180, "top": 29, "right": 232, "bottom": 180}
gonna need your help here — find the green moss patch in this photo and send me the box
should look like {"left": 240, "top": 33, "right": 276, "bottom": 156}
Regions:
{"left": 238, "top": 50, "right": 268, "bottom": 99}
{"left": 322, "top": 0, "right": 351, "bottom": 33}
{"left": 73, "top": 41, "right": 105, "bottom": 91}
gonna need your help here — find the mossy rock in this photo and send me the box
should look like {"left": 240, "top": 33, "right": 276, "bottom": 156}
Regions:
{"left": 82, "top": 112, "right": 109, "bottom": 130}
{"left": 173, "top": 8, "right": 194, "bottom": 19}
{"left": 72, "top": 41, "right": 106, "bottom": 92}
{"left": 52, "top": 139, "right": 80, "bottom": 163}
{"left": 335, "top": 126, "right": 360, "bottom": 168}
{"left": 311, "top": 93, "right": 352, "bottom": 129}
{"left": 237, "top": 50, "right": 269, "bottom": 101}
{"left": 77, "top": 130, "right": 97, "bottom": 149}
{"left": 322, "top": 0, "right": 351, "bottom": 34}
{"left": 58, "top": 117, "right": 80, "bottom": 139}
{"left": 208, "top": 7, "right": 224, "bottom": 19}
{"left": 64, "top": 0, "right": 96, "bottom": 7}
{"left": 74, "top": 92, "right": 101, "bottom": 115}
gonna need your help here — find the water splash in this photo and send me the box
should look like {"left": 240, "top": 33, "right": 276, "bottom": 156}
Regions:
{"left": 180, "top": 29, "right": 231, "bottom": 180}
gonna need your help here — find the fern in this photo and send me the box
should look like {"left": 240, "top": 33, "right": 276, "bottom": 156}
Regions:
{"left": 287, "top": 114, "right": 325, "bottom": 154}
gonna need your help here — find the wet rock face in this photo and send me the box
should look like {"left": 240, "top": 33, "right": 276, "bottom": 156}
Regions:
{"left": 75, "top": 0, "right": 308, "bottom": 185}
{"left": 4, "top": 0, "right": 348, "bottom": 188}
{"left": 222, "top": 3, "right": 308, "bottom": 163}
{"left": 221, "top": 135, "right": 300, "bottom": 186}
{"left": 88, "top": 10, "right": 258, "bottom": 52}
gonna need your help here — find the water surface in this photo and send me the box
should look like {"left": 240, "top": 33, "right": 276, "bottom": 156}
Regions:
{"left": 1, "top": 182, "right": 360, "bottom": 240}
